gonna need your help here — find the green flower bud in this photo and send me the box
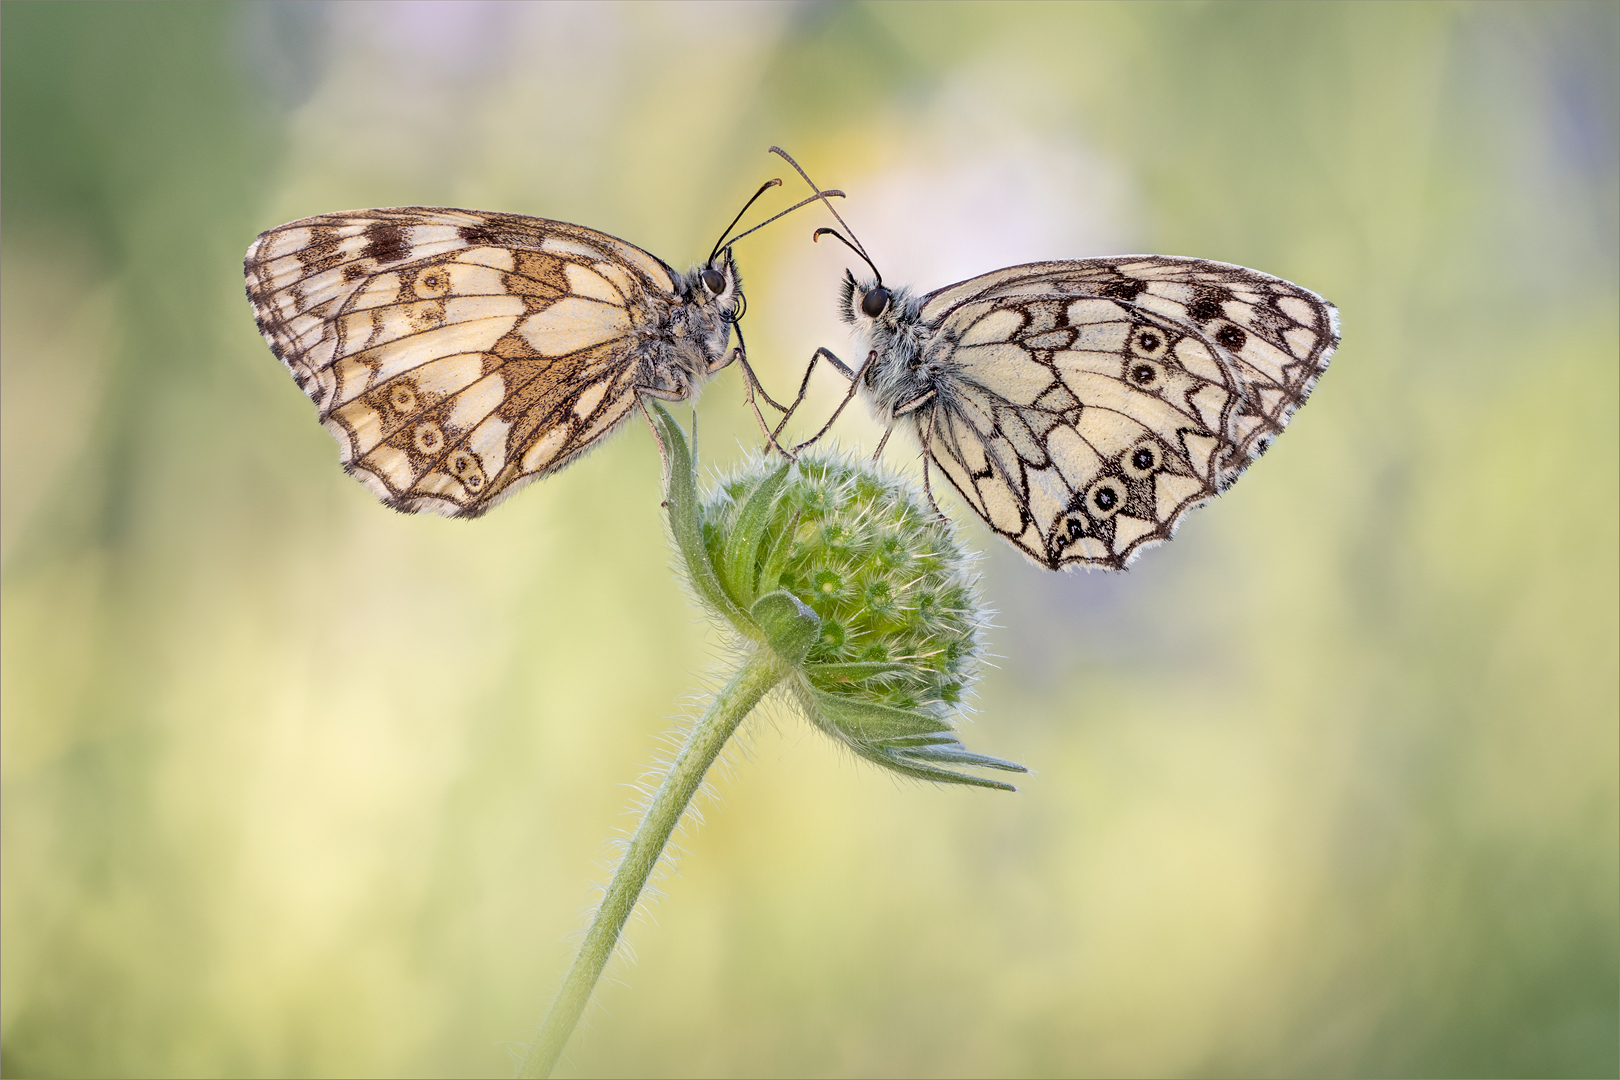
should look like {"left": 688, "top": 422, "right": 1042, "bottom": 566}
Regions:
{"left": 649, "top": 404, "right": 1025, "bottom": 791}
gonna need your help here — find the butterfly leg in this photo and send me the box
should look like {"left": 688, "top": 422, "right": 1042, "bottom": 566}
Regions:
{"left": 916, "top": 406, "right": 944, "bottom": 518}
{"left": 891, "top": 389, "right": 937, "bottom": 418}
{"left": 697, "top": 317, "right": 795, "bottom": 458}
{"left": 634, "top": 385, "right": 693, "bottom": 404}
{"left": 736, "top": 355, "right": 795, "bottom": 412}
{"left": 870, "top": 424, "right": 895, "bottom": 461}
{"left": 778, "top": 346, "right": 852, "bottom": 412}
{"left": 785, "top": 349, "right": 875, "bottom": 454}
{"left": 715, "top": 339, "right": 794, "bottom": 412}
{"left": 921, "top": 457, "right": 941, "bottom": 517}
{"left": 775, "top": 347, "right": 850, "bottom": 443}
{"left": 771, "top": 347, "right": 844, "bottom": 441}
{"left": 734, "top": 353, "right": 801, "bottom": 461}
{"left": 889, "top": 391, "right": 944, "bottom": 518}
{"left": 870, "top": 387, "right": 933, "bottom": 462}
{"left": 718, "top": 326, "right": 803, "bottom": 461}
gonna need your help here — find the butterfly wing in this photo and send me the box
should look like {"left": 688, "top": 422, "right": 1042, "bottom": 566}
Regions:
{"left": 245, "top": 207, "right": 683, "bottom": 517}
{"left": 917, "top": 257, "right": 1338, "bottom": 570}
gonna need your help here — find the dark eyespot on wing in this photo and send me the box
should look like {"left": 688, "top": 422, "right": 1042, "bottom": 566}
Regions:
{"left": 1215, "top": 323, "right": 1247, "bottom": 350}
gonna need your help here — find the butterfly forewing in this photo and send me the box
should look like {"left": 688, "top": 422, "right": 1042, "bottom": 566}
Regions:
{"left": 245, "top": 207, "right": 690, "bottom": 517}
{"left": 916, "top": 257, "right": 1337, "bottom": 570}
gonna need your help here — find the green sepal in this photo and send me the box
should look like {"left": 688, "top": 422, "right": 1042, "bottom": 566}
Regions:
{"left": 805, "top": 661, "right": 914, "bottom": 687}
{"left": 649, "top": 403, "right": 754, "bottom": 635}
{"left": 801, "top": 685, "right": 1028, "bottom": 791}
{"left": 806, "top": 687, "right": 953, "bottom": 738}
{"left": 751, "top": 590, "right": 821, "bottom": 666}
{"left": 719, "top": 460, "right": 793, "bottom": 608}
{"left": 896, "top": 742, "right": 1028, "bottom": 772}
{"left": 755, "top": 504, "right": 803, "bottom": 603}
{"left": 859, "top": 747, "right": 1024, "bottom": 792}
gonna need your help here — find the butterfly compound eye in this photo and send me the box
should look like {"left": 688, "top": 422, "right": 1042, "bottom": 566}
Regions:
{"left": 860, "top": 287, "right": 891, "bottom": 318}
{"left": 701, "top": 268, "right": 726, "bottom": 295}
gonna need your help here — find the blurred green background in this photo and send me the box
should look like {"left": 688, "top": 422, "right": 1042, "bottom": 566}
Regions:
{"left": 3, "top": 2, "right": 1616, "bottom": 1077}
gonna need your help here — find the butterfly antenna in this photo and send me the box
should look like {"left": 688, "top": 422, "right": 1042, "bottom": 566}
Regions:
{"left": 720, "top": 188, "right": 848, "bottom": 249}
{"left": 768, "top": 146, "right": 881, "bottom": 279}
{"left": 710, "top": 178, "right": 782, "bottom": 264}
{"left": 813, "top": 228, "right": 884, "bottom": 287}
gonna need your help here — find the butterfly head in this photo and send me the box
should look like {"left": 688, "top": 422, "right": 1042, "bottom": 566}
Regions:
{"left": 687, "top": 247, "right": 742, "bottom": 318}
{"left": 658, "top": 248, "right": 743, "bottom": 383}
{"left": 845, "top": 273, "right": 891, "bottom": 319}
{"left": 839, "top": 269, "right": 919, "bottom": 335}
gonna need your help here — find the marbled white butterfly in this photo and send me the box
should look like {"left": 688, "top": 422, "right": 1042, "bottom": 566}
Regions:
{"left": 245, "top": 176, "right": 835, "bottom": 516}
{"left": 771, "top": 149, "right": 1339, "bottom": 571}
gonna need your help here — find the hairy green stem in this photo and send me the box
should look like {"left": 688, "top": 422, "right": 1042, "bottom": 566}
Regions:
{"left": 518, "top": 648, "right": 789, "bottom": 1078}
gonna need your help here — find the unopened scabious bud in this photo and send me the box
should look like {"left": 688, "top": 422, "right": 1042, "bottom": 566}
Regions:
{"left": 651, "top": 404, "right": 1024, "bottom": 790}
{"left": 709, "top": 456, "right": 976, "bottom": 706}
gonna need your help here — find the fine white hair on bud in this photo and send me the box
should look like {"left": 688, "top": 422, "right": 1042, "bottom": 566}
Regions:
{"left": 651, "top": 404, "right": 1025, "bottom": 790}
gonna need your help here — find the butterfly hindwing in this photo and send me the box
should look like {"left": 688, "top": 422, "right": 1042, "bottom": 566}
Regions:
{"left": 908, "top": 257, "right": 1337, "bottom": 570}
{"left": 246, "top": 207, "right": 696, "bottom": 517}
